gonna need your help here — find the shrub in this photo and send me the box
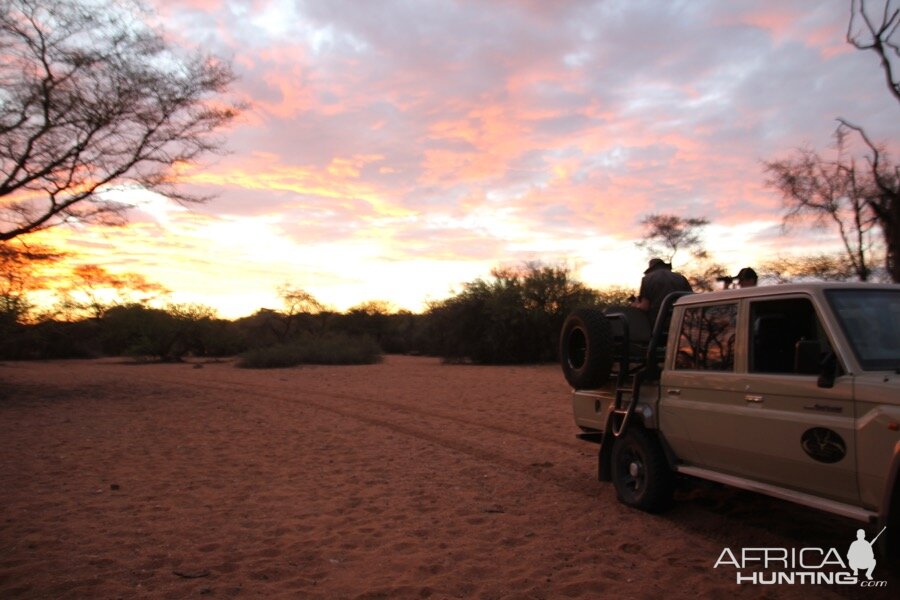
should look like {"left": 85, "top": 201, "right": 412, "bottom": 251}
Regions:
{"left": 235, "top": 333, "right": 382, "bottom": 368}
{"left": 101, "top": 303, "right": 239, "bottom": 362}
{"left": 423, "top": 263, "right": 603, "bottom": 364}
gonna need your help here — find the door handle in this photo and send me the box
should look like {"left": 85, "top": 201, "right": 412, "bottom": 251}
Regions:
{"left": 667, "top": 389, "right": 681, "bottom": 396}
{"left": 745, "top": 394, "right": 764, "bottom": 403}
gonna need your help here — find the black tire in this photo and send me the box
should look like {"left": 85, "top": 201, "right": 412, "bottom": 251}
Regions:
{"left": 559, "top": 308, "right": 614, "bottom": 389}
{"left": 611, "top": 428, "right": 674, "bottom": 513}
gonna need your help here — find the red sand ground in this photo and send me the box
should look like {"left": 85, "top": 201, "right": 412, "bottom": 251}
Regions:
{"left": 0, "top": 355, "right": 895, "bottom": 599}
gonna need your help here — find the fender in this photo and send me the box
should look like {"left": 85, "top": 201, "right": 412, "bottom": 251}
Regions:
{"left": 877, "top": 440, "right": 900, "bottom": 557}
{"left": 597, "top": 408, "right": 676, "bottom": 482}
{"left": 598, "top": 412, "right": 615, "bottom": 481}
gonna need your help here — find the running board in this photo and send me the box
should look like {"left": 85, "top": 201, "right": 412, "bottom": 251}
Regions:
{"left": 675, "top": 465, "right": 878, "bottom": 523}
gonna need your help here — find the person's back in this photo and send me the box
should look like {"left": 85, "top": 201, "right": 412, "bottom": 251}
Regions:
{"left": 643, "top": 268, "right": 692, "bottom": 324}
{"left": 634, "top": 259, "right": 693, "bottom": 326}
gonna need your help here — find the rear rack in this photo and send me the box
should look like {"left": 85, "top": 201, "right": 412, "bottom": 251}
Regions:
{"left": 604, "top": 291, "right": 692, "bottom": 438}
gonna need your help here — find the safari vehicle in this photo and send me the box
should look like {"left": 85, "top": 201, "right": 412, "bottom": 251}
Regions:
{"left": 559, "top": 283, "right": 900, "bottom": 554}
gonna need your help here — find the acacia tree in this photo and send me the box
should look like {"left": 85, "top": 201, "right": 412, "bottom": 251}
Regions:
{"left": 845, "top": 0, "right": 900, "bottom": 281}
{"left": 837, "top": 120, "right": 900, "bottom": 282}
{"left": 0, "top": 240, "right": 58, "bottom": 323}
{"left": 759, "top": 253, "right": 857, "bottom": 283}
{"left": 635, "top": 213, "right": 710, "bottom": 264}
{"left": 635, "top": 213, "right": 732, "bottom": 289}
{"left": 275, "top": 285, "right": 328, "bottom": 341}
{"left": 765, "top": 130, "right": 880, "bottom": 281}
{"left": 768, "top": 0, "right": 900, "bottom": 282}
{"left": 0, "top": 0, "right": 241, "bottom": 241}
{"left": 55, "top": 263, "right": 169, "bottom": 321}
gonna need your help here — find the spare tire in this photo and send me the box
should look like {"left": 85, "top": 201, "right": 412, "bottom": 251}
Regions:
{"left": 603, "top": 306, "right": 652, "bottom": 345}
{"left": 559, "top": 308, "right": 615, "bottom": 389}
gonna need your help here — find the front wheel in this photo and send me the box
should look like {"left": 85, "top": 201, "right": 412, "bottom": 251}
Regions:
{"left": 611, "top": 428, "right": 674, "bottom": 513}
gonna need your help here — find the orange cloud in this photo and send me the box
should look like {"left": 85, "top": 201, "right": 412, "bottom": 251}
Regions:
{"left": 172, "top": 153, "right": 410, "bottom": 219}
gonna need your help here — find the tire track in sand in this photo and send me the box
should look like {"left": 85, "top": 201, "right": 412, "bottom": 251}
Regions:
{"left": 118, "top": 369, "right": 601, "bottom": 499}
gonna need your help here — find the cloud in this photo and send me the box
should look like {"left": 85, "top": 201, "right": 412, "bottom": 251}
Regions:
{"left": 48, "top": 0, "right": 900, "bottom": 315}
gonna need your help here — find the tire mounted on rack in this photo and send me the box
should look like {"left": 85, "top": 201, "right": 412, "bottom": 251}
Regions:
{"left": 559, "top": 308, "right": 615, "bottom": 389}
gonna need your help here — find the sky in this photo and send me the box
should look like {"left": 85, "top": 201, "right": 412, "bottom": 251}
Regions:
{"left": 33, "top": 0, "right": 900, "bottom": 317}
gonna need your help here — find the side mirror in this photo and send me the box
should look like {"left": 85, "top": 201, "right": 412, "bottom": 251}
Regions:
{"left": 817, "top": 352, "right": 837, "bottom": 389}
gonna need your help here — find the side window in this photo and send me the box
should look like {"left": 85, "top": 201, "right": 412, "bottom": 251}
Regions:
{"left": 750, "top": 298, "right": 833, "bottom": 374}
{"left": 675, "top": 304, "right": 737, "bottom": 371}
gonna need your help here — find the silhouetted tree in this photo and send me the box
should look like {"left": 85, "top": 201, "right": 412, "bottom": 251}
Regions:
{"left": 101, "top": 302, "right": 223, "bottom": 361}
{"left": 275, "top": 286, "right": 328, "bottom": 341}
{"left": 56, "top": 264, "right": 168, "bottom": 320}
{"left": 759, "top": 253, "right": 857, "bottom": 283}
{"left": 765, "top": 130, "right": 882, "bottom": 281}
{"left": 849, "top": 0, "right": 900, "bottom": 103}
{"left": 342, "top": 300, "right": 394, "bottom": 347}
{"left": 762, "top": 1, "right": 900, "bottom": 282}
{"left": 0, "top": 0, "right": 242, "bottom": 242}
{"left": 836, "top": 120, "right": 900, "bottom": 282}
{"left": 844, "top": 0, "right": 900, "bottom": 280}
{"left": 590, "top": 286, "right": 637, "bottom": 309}
{"left": 684, "top": 261, "right": 730, "bottom": 292}
{"left": 0, "top": 240, "right": 59, "bottom": 323}
{"left": 426, "top": 263, "right": 599, "bottom": 364}
{"left": 636, "top": 214, "right": 710, "bottom": 264}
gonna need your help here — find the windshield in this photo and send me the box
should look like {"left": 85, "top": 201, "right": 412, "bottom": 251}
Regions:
{"left": 826, "top": 289, "right": 900, "bottom": 371}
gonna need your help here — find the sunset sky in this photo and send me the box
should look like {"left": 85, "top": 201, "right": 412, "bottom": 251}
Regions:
{"left": 34, "top": 0, "right": 900, "bottom": 317}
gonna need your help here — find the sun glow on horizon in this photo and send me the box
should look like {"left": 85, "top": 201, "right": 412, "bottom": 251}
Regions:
{"left": 25, "top": 197, "right": 800, "bottom": 321}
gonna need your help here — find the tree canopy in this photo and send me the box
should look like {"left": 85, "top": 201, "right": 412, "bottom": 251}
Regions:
{"left": 635, "top": 214, "right": 710, "bottom": 265}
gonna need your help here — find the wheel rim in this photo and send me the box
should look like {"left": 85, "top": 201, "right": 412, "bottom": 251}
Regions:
{"left": 566, "top": 327, "right": 587, "bottom": 369}
{"left": 618, "top": 446, "right": 645, "bottom": 495}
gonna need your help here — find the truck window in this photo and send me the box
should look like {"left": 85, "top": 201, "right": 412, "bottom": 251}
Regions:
{"left": 674, "top": 304, "right": 737, "bottom": 371}
{"left": 826, "top": 289, "right": 900, "bottom": 371}
{"left": 749, "top": 298, "right": 832, "bottom": 374}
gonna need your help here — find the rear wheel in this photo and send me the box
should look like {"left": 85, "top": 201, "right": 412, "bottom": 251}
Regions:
{"left": 611, "top": 427, "right": 673, "bottom": 512}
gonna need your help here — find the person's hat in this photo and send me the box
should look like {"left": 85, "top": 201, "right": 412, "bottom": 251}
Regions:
{"left": 644, "top": 258, "right": 669, "bottom": 274}
{"left": 736, "top": 267, "right": 758, "bottom": 281}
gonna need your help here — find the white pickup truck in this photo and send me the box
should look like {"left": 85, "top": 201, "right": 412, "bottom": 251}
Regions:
{"left": 559, "top": 283, "right": 900, "bottom": 555}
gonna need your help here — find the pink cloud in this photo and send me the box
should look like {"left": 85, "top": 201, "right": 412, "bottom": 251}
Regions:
{"left": 39, "top": 1, "right": 900, "bottom": 314}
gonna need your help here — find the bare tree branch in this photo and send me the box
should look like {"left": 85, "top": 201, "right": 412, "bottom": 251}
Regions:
{"left": 848, "top": 0, "right": 900, "bottom": 104}
{"left": 0, "top": 0, "right": 244, "bottom": 242}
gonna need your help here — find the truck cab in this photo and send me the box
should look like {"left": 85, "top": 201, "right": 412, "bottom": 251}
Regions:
{"left": 562, "top": 283, "right": 900, "bottom": 555}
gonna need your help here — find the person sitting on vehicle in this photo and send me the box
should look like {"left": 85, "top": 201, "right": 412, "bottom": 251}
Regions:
{"left": 736, "top": 267, "right": 758, "bottom": 288}
{"left": 630, "top": 258, "right": 693, "bottom": 326}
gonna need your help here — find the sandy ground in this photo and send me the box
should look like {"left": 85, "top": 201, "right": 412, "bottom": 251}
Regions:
{"left": 0, "top": 355, "right": 895, "bottom": 599}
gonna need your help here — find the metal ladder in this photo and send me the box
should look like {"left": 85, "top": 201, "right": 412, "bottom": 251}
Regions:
{"left": 606, "top": 291, "right": 693, "bottom": 438}
{"left": 611, "top": 347, "right": 645, "bottom": 438}
{"left": 604, "top": 312, "right": 645, "bottom": 438}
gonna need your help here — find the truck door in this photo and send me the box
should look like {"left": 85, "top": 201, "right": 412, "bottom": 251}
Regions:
{"left": 662, "top": 295, "right": 857, "bottom": 504}
{"left": 659, "top": 301, "right": 745, "bottom": 470}
{"left": 737, "top": 296, "right": 858, "bottom": 504}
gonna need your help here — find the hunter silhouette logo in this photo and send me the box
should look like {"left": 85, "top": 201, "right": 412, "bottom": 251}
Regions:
{"left": 847, "top": 527, "right": 884, "bottom": 581}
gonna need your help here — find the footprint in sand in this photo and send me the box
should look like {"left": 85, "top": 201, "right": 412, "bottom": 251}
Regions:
{"left": 618, "top": 542, "right": 642, "bottom": 554}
